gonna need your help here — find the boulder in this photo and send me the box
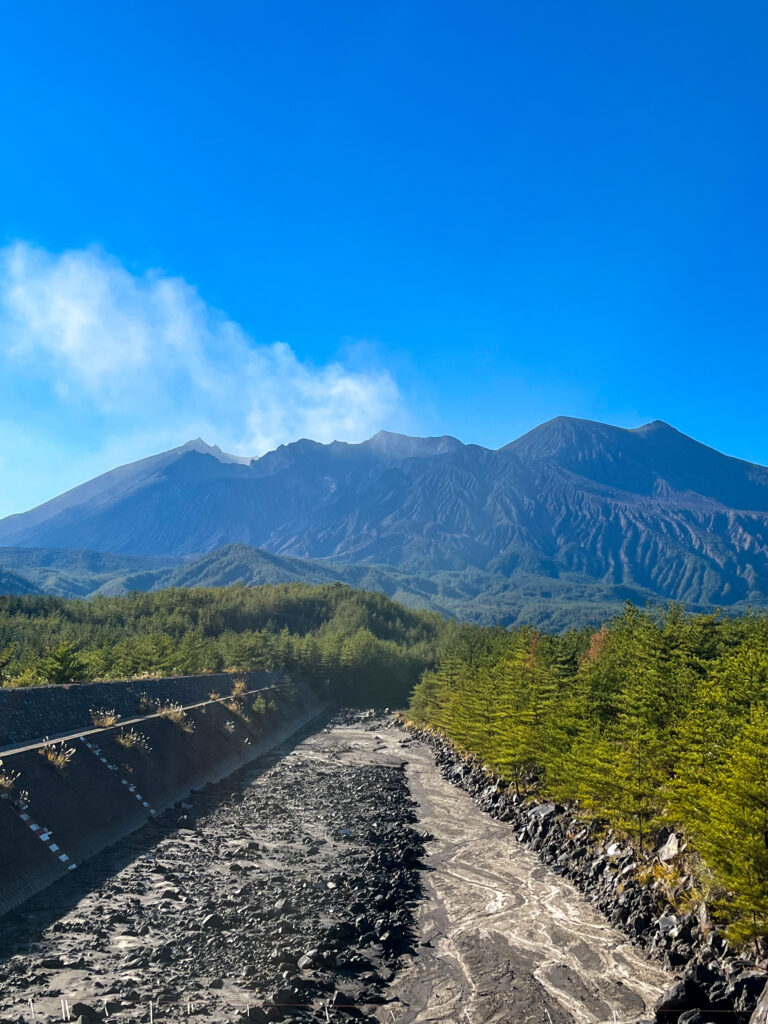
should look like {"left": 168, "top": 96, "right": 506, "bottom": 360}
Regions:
{"left": 201, "top": 912, "right": 225, "bottom": 931}
{"left": 750, "top": 980, "right": 768, "bottom": 1024}
{"left": 733, "top": 973, "right": 768, "bottom": 1014}
{"left": 654, "top": 978, "right": 708, "bottom": 1021}
{"left": 69, "top": 1004, "right": 103, "bottom": 1024}
{"left": 658, "top": 834, "right": 680, "bottom": 863}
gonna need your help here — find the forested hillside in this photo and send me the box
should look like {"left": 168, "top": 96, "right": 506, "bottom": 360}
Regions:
{"left": 409, "top": 605, "right": 768, "bottom": 947}
{"left": 0, "top": 583, "right": 447, "bottom": 706}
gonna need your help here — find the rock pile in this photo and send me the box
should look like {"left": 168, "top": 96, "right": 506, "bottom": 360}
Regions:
{"left": 405, "top": 727, "right": 768, "bottom": 1024}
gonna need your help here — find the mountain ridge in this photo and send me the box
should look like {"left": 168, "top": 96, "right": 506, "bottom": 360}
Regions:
{"left": 2, "top": 418, "right": 768, "bottom": 621}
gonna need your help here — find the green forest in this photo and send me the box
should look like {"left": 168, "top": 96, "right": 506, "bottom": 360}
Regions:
{"left": 409, "top": 604, "right": 768, "bottom": 948}
{"left": 0, "top": 583, "right": 447, "bottom": 706}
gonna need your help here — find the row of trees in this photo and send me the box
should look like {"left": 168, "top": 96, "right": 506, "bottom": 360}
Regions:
{"left": 409, "top": 604, "right": 768, "bottom": 947}
{"left": 0, "top": 583, "right": 448, "bottom": 707}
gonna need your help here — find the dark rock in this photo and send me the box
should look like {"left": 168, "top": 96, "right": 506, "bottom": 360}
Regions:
{"left": 240, "top": 1009, "right": 268, "bottom": 1024}
{"left": 654, "top": 974, "right": 727, "bottom": 1024}
{"left": 38, "top": 957, "right": 63, "bottom": 970}
{"left": 732, "top": 972, "right": 768, "bottom": 1013}
{"left": 677, "top": 1012, "right": 708, "bottom": 1024}
{"left": 201, "top": 912, "right": 225, "bottom": 931}
{"left": 69, "top": 1004, "right": 103, "bottom": 1024}
{"left": 528, "top": 802, "right": 557, "bottom": 821}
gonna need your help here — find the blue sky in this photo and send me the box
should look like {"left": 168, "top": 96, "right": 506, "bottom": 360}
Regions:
{"left": 1, "top": 1, "right": 767, "bottom": 516}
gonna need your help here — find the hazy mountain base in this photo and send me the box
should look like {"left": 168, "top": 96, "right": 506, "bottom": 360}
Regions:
{"left": 0, "top": 547, "right": 176, "bottom": 599}
{"left": 1, "top": 543, "right": 762, "bottom": 631}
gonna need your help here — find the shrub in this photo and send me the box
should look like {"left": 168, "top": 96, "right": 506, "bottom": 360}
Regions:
{"left": 232, "top": 677, "right": 247, "bottom": 696}
{"left": 5, "top": 667, "right": 44, "bottom": 688}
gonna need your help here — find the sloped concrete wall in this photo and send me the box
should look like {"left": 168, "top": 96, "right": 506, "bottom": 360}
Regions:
{"left": 0, "top": 671, "right": 271, "bottom": 748}
{"left": 0, "top": 683, "right": 324, "bottom": 916}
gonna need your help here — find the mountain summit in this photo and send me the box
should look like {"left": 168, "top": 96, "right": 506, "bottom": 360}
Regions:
{"left": 1, "top": 418, "right": 768, "bottom": 612}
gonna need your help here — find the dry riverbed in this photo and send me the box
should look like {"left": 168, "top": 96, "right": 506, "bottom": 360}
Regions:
{"left": 0, "top": 716, "right": 671, "bottom": 1024}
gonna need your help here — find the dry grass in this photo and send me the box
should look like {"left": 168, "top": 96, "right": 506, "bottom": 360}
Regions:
{"left": 636, "top": 860, "right": 681, "bottom": 887}
{"left": 209, "top": 690, "right": 221, "bottom": 701}
{"left": 137, "top": 693, "right": 156, "bottom": 714}
{"left": 0, "top": 758, "right": 20, "bottom": 795}
{"left": 635, "top": 858, "right": 702, "bottom": 911}
{"left": 39, "top": 739, "right": 76, "bottom": 770}
{"left": 115, "top": 727, "right": 152, "bottom": 752}
{"left": 157, "top": 702, "right": 194, "bottom": 733}
{"left": 90, "top": 707, "right": 121, "bottom": 728}
{"left": 231, "top": 677, "right": 247, "bottom": 696}
{"left": 224, "top": 699, "right": 251, "bottom": 722}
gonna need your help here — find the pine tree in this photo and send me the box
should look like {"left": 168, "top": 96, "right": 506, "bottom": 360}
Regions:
{"left": 699, "top": 705, "right": 768, "bottom": 950}
{"left": 39, "top": 641, "right": 85, "bottom": 685}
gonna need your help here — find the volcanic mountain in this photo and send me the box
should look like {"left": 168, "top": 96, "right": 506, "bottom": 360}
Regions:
{"left": 2, "top": 419, "right": 768, "bottom": 624}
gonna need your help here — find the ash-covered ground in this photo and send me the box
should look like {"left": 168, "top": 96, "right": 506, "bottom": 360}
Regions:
{"left": 0, "top": 714, "right": 425, "bottom": 1024}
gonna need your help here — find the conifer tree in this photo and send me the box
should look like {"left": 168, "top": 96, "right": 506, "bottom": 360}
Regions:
{"left": 699, "top": 705, "right": 768, "bottom": 950}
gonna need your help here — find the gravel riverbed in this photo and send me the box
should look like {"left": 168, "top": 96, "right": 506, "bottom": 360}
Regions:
{"left": 1, "top": 716, "right": 673, "bottom": 1024}
{"left": 0, "top": 714, "right": 424, "bottom": 1024}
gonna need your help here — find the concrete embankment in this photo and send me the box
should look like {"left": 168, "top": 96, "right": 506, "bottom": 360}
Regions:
{"left": 0, "top": 671, "right": 271, "bottom": 750}
{"left": 0, "top": 678, "right": 324, "bottom": 917}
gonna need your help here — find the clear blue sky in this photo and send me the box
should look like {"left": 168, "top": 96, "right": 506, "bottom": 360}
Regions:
{"left": 1, "top": 1, "right": 767, "bottom": 516}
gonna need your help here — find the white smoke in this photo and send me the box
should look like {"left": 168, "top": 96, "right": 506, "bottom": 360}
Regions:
{"left": 0, "top": 241, "right": 402, "bottom": 455}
